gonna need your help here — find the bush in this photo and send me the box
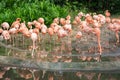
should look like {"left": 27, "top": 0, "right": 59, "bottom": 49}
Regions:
{"left": 0, "top": 0, "right": 70, "bottom": 26}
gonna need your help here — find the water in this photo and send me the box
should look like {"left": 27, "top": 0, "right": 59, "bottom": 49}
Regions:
{"left": 0, "top": 27, "right": 120, "bottom": 80}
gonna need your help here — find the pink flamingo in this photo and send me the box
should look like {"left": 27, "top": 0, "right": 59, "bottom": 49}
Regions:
{"left": 92, "top": 27, "right": 102, "bottom": 61}
{"left": 60, "top": 18, "right": 66, "bottom": 26}
{"left": 38, "top": 17, "right": 44, "bottom": 24}
{"left": 0, "top": 29, "right": 3, "bottom": 41}
{"left": 33, "top": 20, "right": 41, "bottom": 30}
{"left": 105, "top": 10, "right": 110, "bottom": 17}
{"left": 47, "top": 27, "right": 54, "bottom": 37}
{"left": 32, "top": 21, "right": 41, "bottom": 42}
{"left": 75, "top": 31, "right": 82, "bottom": 39}
{"left": 53, "top": 17, "right": 59, "bottom": 24}
{"left": 30, "top": 32, "right": 38, "bottom": 57}
{"left": 2, "top": 30, "right": 10, "bottom": 40}
{"left": 27, "top": 22, "right": 33, "bottom": 29}
{"left": 108, "top": 22, "right": 120, "bottom": 44}
{"left": 9, "top": 27, "right": 19, "bottom": 46}
{"left": 1, "top": 22, "right": 10, "bottom": 30}
{"left": 57, "top": 27, "right": 68, "bottom": 40}
{"left": 11, "top": 18, "right": 21, "bottom": 29}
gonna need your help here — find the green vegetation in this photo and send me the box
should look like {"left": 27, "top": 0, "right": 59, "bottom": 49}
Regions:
{"left": 0, "top": 0, "right": 70, "bottom": 26}
{"left": 0, "top": 0, "right": 120, "bottom": 25}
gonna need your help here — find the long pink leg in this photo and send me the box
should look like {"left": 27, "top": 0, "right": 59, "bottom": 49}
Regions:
{"left": 32, "top": 40, "right": 35, "bottom": 58}
{"left": 115, "top": 31, "right": 119, "bottom": 44}
{"left": 96, "top": 28, "right": 102, "bottom": 62}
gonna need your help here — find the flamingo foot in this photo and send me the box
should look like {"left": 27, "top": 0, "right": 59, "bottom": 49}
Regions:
{"left": 115, "top": 40, "right": 119, "bottom": 45}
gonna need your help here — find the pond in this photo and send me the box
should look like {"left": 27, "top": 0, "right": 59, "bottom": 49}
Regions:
{"left": 0, "top": 13, "right": 120, "bottom": 79}
{"left": 0, "top": 28, "right": 120, "bottom": 80}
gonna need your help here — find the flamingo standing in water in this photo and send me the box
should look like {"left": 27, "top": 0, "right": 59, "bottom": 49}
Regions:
{"left": 64, "top": 15, "right": 72, "bottom": 33}
{"left": 80, "top": 14, "right": 102, "bottom": 61}
{"left": 30, "top": 31, "right": 38, "bottom": 58}
{"left": 1, "top": 29, "right": 11, "bottom": 55}
{"left": 1, "top": 22, "right": 10, "bottom": 40}
{"left": 33, "top": 20, "right": 41, "bottom": 42}
{"left": 107, "top": 21, "right": 120, "bottom": 44}
{"left": 37, "top": 18, "right": 48, "bottom": 50}
{"left": 105, "top": 10, "right": 120, "bottom": 45}
{"left": 38, "top": 18, "right": 47, "bottom": 35}
{"left": 20, "top": 22, "right": 38, "bottom": 57}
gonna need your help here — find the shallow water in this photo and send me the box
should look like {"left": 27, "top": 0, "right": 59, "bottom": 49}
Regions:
{"left": 0, "top": 28, "right": 120, "bottom": 80}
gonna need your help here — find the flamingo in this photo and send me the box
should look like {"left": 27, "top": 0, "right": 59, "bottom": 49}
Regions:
{"left": 32, "top": 21, "right": 40, "bottom": 42}
{"left": 47, "top": 27, "right": 54, "bottom": 37}
{"left": 2, "top": 30, "right": 11, "bottom": 55}
{"left": 78, "top": 12, "right": 84, "bottom": 18}
{"left": 41, "top": 24, "right": 47, "bottom": 35}
{"left": 112, "top": 18, "right": 120, "bottom": 24}
{"left": 80, "top": 17, "right": 102, "bottom": 61}
{"left": 60, "top": 18, "right": 66, "bottom": 26}
{"left": 106, "top": 17, "right": 111, "bottom": 23}
{"left": 9, "top": 27, "right": 19, "bottom": 46}
{"left": 38, "top": 17, "right": 44, "bottom": 24}
{"left": 107, "top": 22, "right": 120, "bottom": 44}
{"left": 1, "top": 22, "right": 10, "bottom": 30}
{"left": 27, "top": 21, "right": 39, "bottom": 58}
{"left": 105, "top": 10, "right": 111, "bottom": 17}
{"left": 53, "top": 17, "right": 59, "bottom": 24}
{"left": 72, "top": 16, "right": 82, "bottom": 30}
{"left": 105, "top": 11, "right": 120, "bottom": 44}
{"left": 18, "top": 22, "right": 31, "bottom": 50}
{"left": 2, "top": 30, "right": 10, "bottom": 40}
{"left": 30, "top": 32, "right": 38, "bottom": 57}
{"left": 66, "top": 15, "right": 71, "bottom": 24}
{"left": 85, "top": 14, "right": 93, "bottom": 24}
{"left": 56, "top": 27, "right": 68, "bottom": 54}
{"left": 64, "top": 19, "right": 72, "bottom": 33}
{"left": 0, "top": 29, "right": 3, "bottom": 41}
{"left": 104, "top": 10, "right": 111, "bottom": 24}
{"left": 33, "top": 20, "right": 41, "bottom": 30}
{"left": 75, "top": 31, "right": 82, "bottom": 39}
{"left": 41, "top": 24, "right": 47, "bottom": 46}
{"left": 11, "top": 18, "right": 21, "bottom": 29}
{"left": 74, "top": 16, "right": 81, "bottom": 25}
{"left": 80, "top": 21, "right": 93, "bottom": 33}
{"left": 27, "top": 22, "right": 33, "bottom": 29}
{"left": 57, "top": 27, "right": 68, "bottom": 41}
{"left": 92, "top": 27, "right": 102, "bottom": 61}
{"left": 19, "top": 22, "right": 30, "bottom": 37}
{"left": 38, "top": 18, "right": 47, "bottom": 35}
{"left": 98, "top": 14, "right": 106, "bottom": 25}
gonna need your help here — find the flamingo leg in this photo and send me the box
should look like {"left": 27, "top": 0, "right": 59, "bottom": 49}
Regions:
{"left": 115, "top": 31, "right": 119, "bottom": 45}
{"left": 96, "top": 29, "right": 102, "bottom": 62}
{"left": 42, "top": 70, "right": 46, "bottom": 78}
{"left": 97, "top": 73, "right": 101, "bottom": 80}
{"left": 31, "top": 40, "right": 35, "bottom": 58}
